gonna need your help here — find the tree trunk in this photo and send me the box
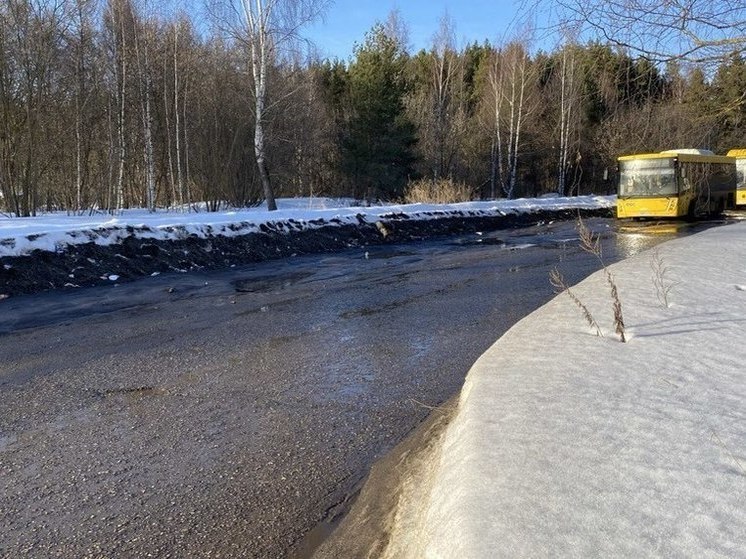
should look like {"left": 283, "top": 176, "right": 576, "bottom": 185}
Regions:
{"left": 174, "top": 24, "right": 185, "bottom": 209}
{"left": 116, "top": 11, "right": 126, "bottom": 212}
{"left": 243, "top": 0, "right": 278, "bottom": 211}
{"left": 136, "top": 30, "right": 156, "bottom": 212}
{"left": 163, "top": 29, "right": 176, "bottom": 207}
{"left": 557, "top": 48, "right": 575, "bottom": 197}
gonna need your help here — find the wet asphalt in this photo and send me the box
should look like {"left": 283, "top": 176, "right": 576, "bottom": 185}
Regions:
{"left": 0, "top": 217, "right": 725, "bottom": 558}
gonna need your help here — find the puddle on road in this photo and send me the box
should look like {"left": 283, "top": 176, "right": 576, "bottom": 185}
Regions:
{"left": 339, "top": 301, "right": 403, "bottom": 319}
{"left": 291, "top": 515, "right": 344, "bottom": 559}
{"left": 232, "top": 271, "right": 313, "bottom": 293}
{"left": 450, "top": 236, "right": 506, "bottom": 247}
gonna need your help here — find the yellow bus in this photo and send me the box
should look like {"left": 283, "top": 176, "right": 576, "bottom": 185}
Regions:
{"left": 726, "top": 149, "right": 746, "bottom": 206}
{"left": 616, "top": 149, "right": 737, "bottom": 219}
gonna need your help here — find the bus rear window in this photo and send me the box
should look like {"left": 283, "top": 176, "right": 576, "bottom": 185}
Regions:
{"left": 618, "top": 158, "right": 676, "bottom": 197}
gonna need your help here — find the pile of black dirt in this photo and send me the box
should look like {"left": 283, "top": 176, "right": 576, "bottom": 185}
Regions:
{"left": 0, "top": 208, "right": 612, "bottom": 297}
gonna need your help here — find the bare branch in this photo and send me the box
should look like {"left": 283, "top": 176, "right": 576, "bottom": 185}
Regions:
{"left": 548, "top": 0, "right": 746, "bottom": 66}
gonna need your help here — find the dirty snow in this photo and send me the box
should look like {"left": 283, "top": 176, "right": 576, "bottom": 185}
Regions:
{"left": 395, "top": 221, "right": 746, "bottom": 557}
{"left": 0, "top": 196, "right": 614, "bottom": 258}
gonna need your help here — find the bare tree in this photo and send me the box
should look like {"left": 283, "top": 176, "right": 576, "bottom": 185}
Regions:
{"left": 484, "top": 40, "right": 535, "bottom": 199}
{"left": 104, "top": 0, "right": 132, "bottom": 211}
{"left": 556, "top": 43, "right": 579, "bottom": 196}
{"left": 156, "top": 14, "right": 194, "bottom": 210}
{"left": 383, "top": 8, "right": 410, "bottom": 54}
{"left": 66, "top": 0, "right": 99, "bottom": 212}
{"left": 432, "top": 14, "right": 466, "bottom": 181}
{"left": 405, "top": 12, "right": 465, "bottom": 182}
{"left": 211, "top": 0, "right": 330, "bottom": 211}
{"left": 0, "top": 0, "right": 67, "bottom": 216}
{"left": 132, "top": 7, "right": 156, "bottom": 212}
{"left": 554, "top": 0, "right": 746, "bottom": 66}
{"left": 174, "top": 20, "right": 188, "bottom": 208}
{"left": 271, "top": 63, "right": 339, "bottom": 199}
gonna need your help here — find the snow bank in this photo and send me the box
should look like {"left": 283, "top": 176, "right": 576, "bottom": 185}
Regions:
{"left": 0, "top": 196, "right": 614, "bottom": 258}
{"left": 403, "top": 222, "right": 746, "bottom": 557}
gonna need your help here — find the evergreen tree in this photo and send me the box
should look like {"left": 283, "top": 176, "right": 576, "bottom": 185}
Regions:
{"left": 341, "top": 23, "right": 417, "bottom": 200}
{"left": 711, "top": 53, "right": 746, "bottom": 151}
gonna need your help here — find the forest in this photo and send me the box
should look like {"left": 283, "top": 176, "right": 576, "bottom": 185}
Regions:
{"left": 1, "top": 0, "right": 745, "bottom": 215}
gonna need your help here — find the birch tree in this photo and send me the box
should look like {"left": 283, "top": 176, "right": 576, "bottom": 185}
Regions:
{"left": 172, "top": 20, "right": 187, "bottom": 207}
{"left": 556, "top": 43, "right": 578, "bottom": 196}
{"left": 66, "top": 0, "right": 99, "bottom": 212}
{"left": 215, "top": 0, "right": 329, "bottom": 211}
{"left": 104, "top": 0, "right": 131, "bottom": 211}
{"left": 484, "top": 41, "right": 535, "bottom": 199}
{"left": 160, "top": 17, "right": 192, "bottom": 209}
{"left": 133, "top": 12, "right": 156, "bottom": 211}
{"left": 429, "top": 14, "right": 462, "bottom": 179}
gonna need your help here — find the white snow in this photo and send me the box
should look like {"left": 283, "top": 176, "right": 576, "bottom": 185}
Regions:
{"left": 393, "top": 221, "right": 746, "bottom": 558}
{"left": 0, "top": 195, "right": 614, "bottom": 257}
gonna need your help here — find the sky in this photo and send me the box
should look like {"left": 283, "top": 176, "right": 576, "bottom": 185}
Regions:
{"left": 303, "top": 0, "right": 538, "bottom": 61}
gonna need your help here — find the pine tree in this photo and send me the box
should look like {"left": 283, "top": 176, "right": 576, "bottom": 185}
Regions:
{"left": 341, "top": 23, "right": 417, "bottom": 200}
{"left": 711, "top": 53, "right": 746, "bottom": 151}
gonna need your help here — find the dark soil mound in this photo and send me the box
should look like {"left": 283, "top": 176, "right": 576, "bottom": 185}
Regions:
{"left": 0, "top": 208, "right": 612, "bottom": 297}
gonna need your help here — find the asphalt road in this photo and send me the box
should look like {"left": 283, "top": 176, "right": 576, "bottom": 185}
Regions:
{"left": 0, "top": 217, "right": 721, "bottom": 558}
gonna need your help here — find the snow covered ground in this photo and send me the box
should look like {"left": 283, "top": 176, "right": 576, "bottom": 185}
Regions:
{"left": 382, "top": 221, "right": 746, "bottom": 558}
{"left": 0, "top": 195, "right": 614, "bottom": 258}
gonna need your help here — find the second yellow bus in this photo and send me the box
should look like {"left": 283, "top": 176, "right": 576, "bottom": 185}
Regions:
{"left": 726, "top": 149, "right": 746, "bottom": 206}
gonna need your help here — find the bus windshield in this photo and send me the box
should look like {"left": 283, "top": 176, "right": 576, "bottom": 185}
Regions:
{"left": 618, "top": 158, "right": 677, "bottom": 197}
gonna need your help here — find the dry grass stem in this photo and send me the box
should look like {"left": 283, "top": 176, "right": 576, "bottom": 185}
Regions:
{"left": 550, "top": 267, "right": 604, "bottom": 337}
{"left": 408, "top": 398, "right": 457, "bottom": 415}
{"left": 578, "top": 217, "right": 602, "bottom": 257}
{"left": 606, "top": 270, "right": 626, "bottom": 342}
{"left": 576, "top": 215, "right": 627, "bottom": 342}
{"left": 711, "top": 431, "right": 746, "bottom": 477}
{"left": 403, "top": 178, "right": 475, "bottom": 204}
{"left": 651, "top": 248, "right": 677, "bottom": 308}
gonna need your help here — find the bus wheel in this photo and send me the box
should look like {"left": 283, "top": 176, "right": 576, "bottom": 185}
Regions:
{"left": 686, "top": 201, "right": 697, "bottom": 221}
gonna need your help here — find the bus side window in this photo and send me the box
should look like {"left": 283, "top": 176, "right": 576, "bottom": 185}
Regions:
{"left": 680, "top": 166, "right": 690, "bottom": 190}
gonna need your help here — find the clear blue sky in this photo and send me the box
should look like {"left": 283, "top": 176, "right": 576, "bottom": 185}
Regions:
{"left": 304, "top": 0, "right": 535, "bottom": 61}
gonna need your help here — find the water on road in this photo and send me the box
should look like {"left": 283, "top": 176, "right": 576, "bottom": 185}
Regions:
{"left": 0, "top": 217, "right": 725, "bottom": 557}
